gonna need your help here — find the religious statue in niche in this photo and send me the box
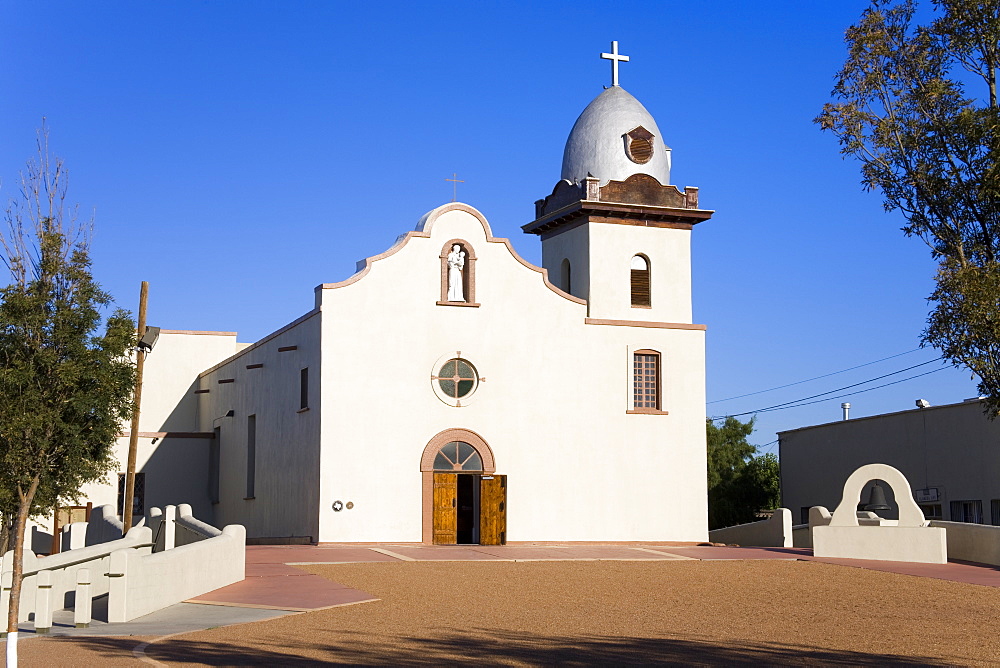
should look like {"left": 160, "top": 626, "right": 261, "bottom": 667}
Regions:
{"left": 447, "top": 244, "right": 466, "bottom": 302}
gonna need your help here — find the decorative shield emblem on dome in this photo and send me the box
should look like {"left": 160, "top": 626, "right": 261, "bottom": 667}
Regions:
{"left": 624, "top": 126, "right": 655, "bottom": 165}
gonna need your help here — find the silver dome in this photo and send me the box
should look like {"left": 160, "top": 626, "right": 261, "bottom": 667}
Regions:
{"left": 560, "top": 86, "right": 671, "bottom": 186}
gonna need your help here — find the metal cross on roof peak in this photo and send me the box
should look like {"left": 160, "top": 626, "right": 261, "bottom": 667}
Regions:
{"left": 601, "top": 41, "right": 629, "bottom": 87}
{"left": 445, "top": 173, "right": 464, "bottom": 202}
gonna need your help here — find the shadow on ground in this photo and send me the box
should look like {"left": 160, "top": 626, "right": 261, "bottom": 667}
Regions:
{"left": 55, "top": 629, "right": 958, "bottom": 666}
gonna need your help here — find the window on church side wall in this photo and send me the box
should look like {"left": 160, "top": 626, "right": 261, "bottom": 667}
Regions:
{"left": 433, "top": 441, "right": 484, "bottom": 471}
{"left": 560, "top": 258, "right": 571, "bottom": 294}
{"left": 246, "top": 415, "right": 256, "bottom": 499}
{"left": 300, "top": 368, "right": 309, "bottom": 410}
{"left": 438, "top": 240, "right": 478, "bottom": 306}
{"left": 633, "top": 351, "right": 660, "bottom": 412}
{"left": 631, "top": 255, "right": 650, "bottom": 307}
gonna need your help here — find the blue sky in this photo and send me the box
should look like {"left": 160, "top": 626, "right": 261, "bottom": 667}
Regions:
{"left": 0, "top": 1, "right": 979, "bottom": 448}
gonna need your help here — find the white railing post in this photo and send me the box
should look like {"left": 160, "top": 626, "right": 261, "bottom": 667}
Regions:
{"left": 69, "top": 522, "right": 88, "bottom": 550}
{"left": 107, "top": 549, "right": 130, "bottom": 623}
{"left": 74, "top": 568, "right": 92, "bottom": 628}
{"left": 0, "top": 570, "right": 10, "bottom": 634}
{"left": 18, "top": 548, "right": 38, "bottom": 623}
{"left": 34, "top": 570, "right": 52, "bottom": 634}
{"left": 163, "top": 505, "right": 176, "bottom": 550}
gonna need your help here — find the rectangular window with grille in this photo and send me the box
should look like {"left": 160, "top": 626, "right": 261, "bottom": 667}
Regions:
{"left": 991, "top": 499, "right": 1000, "bottom": 526}
{"left": 117, "top": 472, "right": 145, "bottom": 518}
{"left": 633, "top": 352, "right": 659, "bottom": 410}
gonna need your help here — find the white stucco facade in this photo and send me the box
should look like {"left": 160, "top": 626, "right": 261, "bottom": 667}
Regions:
{"left": 63, "top": 79, "right": 714, "bottom": 545}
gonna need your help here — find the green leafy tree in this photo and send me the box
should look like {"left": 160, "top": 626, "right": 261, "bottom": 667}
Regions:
{"left": 706, "top": 417, "right": 780, "bottom": 530}
{"left": 816, "top": 0, "right": 1000, "bottom": 414}
{"left": 0, "top": 127, "right": 135, "bottom": 640}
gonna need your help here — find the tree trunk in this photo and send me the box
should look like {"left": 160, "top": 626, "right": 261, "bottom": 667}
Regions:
{"left": 7, "top": 475, "right": 40, "bottom": 634}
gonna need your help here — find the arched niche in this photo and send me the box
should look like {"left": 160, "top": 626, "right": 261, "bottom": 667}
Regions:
{"left": 438, "top": 239, "right": 479, "bottom": 306}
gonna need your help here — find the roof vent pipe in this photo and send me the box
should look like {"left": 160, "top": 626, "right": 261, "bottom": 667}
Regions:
{"left": 841, "top": 402, "right": 850, "bottom": 421}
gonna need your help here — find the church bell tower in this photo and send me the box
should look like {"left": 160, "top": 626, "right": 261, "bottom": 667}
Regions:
{"left": 523, "top": 42, "right": 713, "bottom": 324}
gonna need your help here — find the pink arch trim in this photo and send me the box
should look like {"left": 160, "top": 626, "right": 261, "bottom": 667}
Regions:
{"left": 420, "top": 428, "right": 496, "bottom": 472}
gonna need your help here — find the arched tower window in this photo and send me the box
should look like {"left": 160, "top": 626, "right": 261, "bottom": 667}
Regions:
{"left": 631, "top": 254, "right": 650, "bottom": 307}
{"left": 560, "top": 258, "right": 572, "bottom": 294}
{"left": 438, "top": 240, "right": 478, "bottom": 306}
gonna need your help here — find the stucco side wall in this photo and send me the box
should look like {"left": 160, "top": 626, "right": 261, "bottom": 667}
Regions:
{"left": 198, "top": 315, "right": 321, "bottom": 540}
{"left": 316, "top": 207, "right": 707, "bottom": 543}
{"left": 779, "top": 401, "right": 1000, "bottom": 523}
{"left": 73, "top": 331, "right": 239, "bottom": 522}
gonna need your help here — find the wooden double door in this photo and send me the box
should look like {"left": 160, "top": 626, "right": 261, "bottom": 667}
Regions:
{"left": 433, "top": 473, "right": 506, "bottom": 545}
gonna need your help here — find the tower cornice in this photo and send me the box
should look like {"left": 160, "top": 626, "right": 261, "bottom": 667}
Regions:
{"left": 523, "top": 173, "right": 714, "bottom": 238}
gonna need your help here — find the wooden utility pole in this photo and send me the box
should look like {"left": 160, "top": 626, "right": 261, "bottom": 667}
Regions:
{"left": 123, "top": 281, "right": 148, "bottom": 534}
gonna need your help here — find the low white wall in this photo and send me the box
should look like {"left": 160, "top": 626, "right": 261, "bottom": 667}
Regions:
{"left": 708, "top": 509, "right": 792, "bottom": 547}
{"left": 797, "top": 506, "right": 899, "bottom": 548}
{"left": 813, "top": 525, "right": 947, "bottom": 564}
{"left": 930, "top": 521, "right": 1000, "bottom": 566}
{"left": 107, "top": 524, "right": 246, "bottom": 623}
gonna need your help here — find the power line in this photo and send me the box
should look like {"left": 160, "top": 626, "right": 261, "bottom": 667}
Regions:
{"left": 708, "top": 347, "right": 923, "bottom": 404}
{"left": 712, "top": 357, "right": 941, "bottom": 416}
{"left": 712, "top": 364, "right": 947, "bottom": 419}
{"left": 712, "top": 358, "right": 941, "bottom": 416}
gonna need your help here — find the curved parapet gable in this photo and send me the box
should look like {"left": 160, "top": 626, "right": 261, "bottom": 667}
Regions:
{"left": 416, "top": 202, "right": 495, "bottom": 238}
{"left": 315, "top": 229, "right": 430, "bottom": 293}
{"left": 491, "top": 235, "right": 587, "bottom": 305}
{"left": 317, "top": 201, "right": 587, "bottom": 306}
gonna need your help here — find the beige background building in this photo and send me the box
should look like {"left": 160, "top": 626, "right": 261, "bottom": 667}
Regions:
{"left": 779, "top": 399, "right": 1000, "bottom": 526}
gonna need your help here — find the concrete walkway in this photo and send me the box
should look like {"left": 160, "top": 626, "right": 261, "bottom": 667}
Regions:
{"left": 7, "top": 542, "right": 1000, "bottom": 640}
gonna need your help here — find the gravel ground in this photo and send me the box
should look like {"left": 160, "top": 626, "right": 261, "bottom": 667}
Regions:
{"left": 17, "top": 559, "right": 1000, "bottom": 666}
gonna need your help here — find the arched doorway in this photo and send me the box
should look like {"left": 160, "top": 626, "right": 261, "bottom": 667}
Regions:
{"left": 420, "top": 429, "right": 505, "bottom": 545}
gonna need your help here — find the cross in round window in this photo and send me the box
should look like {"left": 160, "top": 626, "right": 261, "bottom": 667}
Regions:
{"left": 432, "top": 358, "right": 478, "bottom": 405}
{"left": 433, "top": 441, "right": 483, "bottom": 471}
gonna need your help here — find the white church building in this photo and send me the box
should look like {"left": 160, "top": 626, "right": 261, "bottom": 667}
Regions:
{"left": 81, "top": 46, "right": 716, "bottom": 545}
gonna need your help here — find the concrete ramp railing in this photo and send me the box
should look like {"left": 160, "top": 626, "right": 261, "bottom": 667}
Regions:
{"left": 1, "top": 525, "right": 153, "bottom": 624}
{"left": 107, "top": 524, "right": 246, "bottom": 622}
{"left": 707, "top": 509, "right": 793, "bottom": 547}
{"left": 2, "top": 503, "right": 245, "bottom": 630}
{"left": 174, "top": 503, "right": 222, "bottom": 546}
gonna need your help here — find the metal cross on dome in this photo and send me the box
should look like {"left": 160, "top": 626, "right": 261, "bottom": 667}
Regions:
{"left": 601, "top": 41, "right": 629, "bottom": 87}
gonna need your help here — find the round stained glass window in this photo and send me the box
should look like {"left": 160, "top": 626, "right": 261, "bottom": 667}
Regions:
{"left": 431, "top": 358, "right": 479, "bottom": 406}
